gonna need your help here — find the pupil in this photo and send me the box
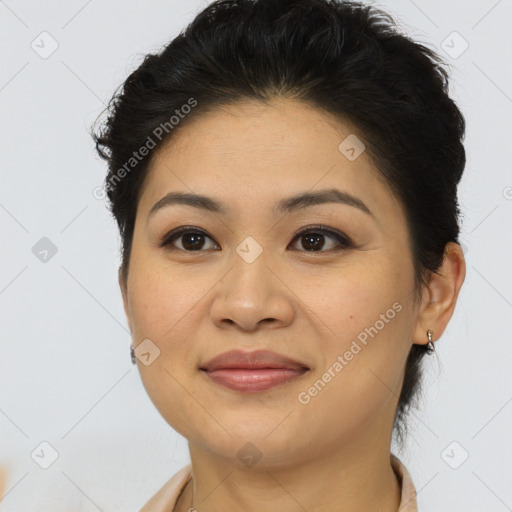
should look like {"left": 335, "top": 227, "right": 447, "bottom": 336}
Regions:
{"left": 183, "top": 233, "right": 204, "bottom": 250}
{"left": 303, "top": 233, "right": 324, "bottom": 251}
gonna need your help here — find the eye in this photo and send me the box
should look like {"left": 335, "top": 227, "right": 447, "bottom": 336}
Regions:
{"left": 160, "top": 224, "right": 353, "bottom": 253}
{"left": 160, "top": 226, "right": 219, "bottom": 251}
{"left": 288, "top": 224, "right": 353, "bottom": 252}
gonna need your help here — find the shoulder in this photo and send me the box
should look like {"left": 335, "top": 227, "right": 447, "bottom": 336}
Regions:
{"left": 140, "top": 464, "right": 192, "bottom": 512}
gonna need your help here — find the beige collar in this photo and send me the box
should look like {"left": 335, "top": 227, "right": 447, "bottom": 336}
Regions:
{"left": 140, "top": 454, "right": 418, "bottom": 512}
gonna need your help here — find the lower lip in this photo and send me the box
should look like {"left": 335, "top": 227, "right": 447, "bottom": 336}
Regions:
{"left": 202, "top": 368, "right": 308, "bottom": 392}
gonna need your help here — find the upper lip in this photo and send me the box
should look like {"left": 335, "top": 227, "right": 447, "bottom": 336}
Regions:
{"left": 200, "top": 349, "right": 309, "bottom": 371}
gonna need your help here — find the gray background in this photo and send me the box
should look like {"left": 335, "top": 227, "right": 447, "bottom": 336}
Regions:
{"left": 1, "top": 0, "right": 511, "bottom": 510}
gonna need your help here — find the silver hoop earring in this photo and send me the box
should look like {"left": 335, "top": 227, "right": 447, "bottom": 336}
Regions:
{"left": 425, "top": 329, "right": 435, "bottom": 354}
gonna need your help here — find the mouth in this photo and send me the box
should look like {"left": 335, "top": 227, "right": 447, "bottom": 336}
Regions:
{"left": 200, "top": 367, "right": 310, "bottom": 392}
{"left": 199, "top": 349, "right": 310, "bottom": 393}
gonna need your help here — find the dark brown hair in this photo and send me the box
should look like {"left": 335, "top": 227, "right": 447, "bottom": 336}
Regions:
{"left": 91, "top": 0, "right": 466, "bottom": 446}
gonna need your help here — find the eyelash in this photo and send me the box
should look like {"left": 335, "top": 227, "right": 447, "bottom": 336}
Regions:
{"left": 159, "top": 224, "right": 354, "bottom": 253}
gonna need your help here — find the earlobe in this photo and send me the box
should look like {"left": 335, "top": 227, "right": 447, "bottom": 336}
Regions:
{"left": 413, "top": 242, "right": 466, "bottom": 346}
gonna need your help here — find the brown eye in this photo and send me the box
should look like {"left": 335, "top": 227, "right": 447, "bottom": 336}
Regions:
{"left": 289, "top": 225, "right": 352, "bottom": 252}
{"left": 160, "top": 224, "right": 352, "bottom": 253}
{"left": 161, "top": 227, "right": 218, "bottom": 251}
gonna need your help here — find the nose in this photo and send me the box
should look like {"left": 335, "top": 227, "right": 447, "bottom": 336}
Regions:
{"left": 209, "top": 250, "right": 295, "bottom": 333}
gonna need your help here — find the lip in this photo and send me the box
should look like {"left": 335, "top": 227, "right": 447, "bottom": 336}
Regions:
{"left": 200, "top": 349, "right": 310, "bottom": 393}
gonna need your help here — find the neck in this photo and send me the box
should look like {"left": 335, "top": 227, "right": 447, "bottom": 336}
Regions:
{"left": 178, "top": 434, "right": 402, "bottom": 512}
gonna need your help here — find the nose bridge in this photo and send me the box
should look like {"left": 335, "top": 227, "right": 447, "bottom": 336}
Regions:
{"left": 210, "top": 235, "right": 294, "bottom": 330}
{"left": 228, "top": 237, "right": 272, "bottom": 300}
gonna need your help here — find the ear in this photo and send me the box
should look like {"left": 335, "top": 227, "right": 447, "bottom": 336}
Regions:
{"left": 118, "top": 266, "right": 132, "bottom": 334}
{"left": 413, "top": 242, "right": 466, "bottom": 347}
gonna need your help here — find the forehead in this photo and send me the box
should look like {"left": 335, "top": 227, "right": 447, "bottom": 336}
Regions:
{"left": 138, "top": 98, "right": 402, "bottom": 222}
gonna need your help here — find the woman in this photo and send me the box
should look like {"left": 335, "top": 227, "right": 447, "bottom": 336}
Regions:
{"left": 92, "top": 0, "right": 466, "bottom": 510}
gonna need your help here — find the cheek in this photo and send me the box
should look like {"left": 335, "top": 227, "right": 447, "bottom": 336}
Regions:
{"left": 297, "top": 309, "right": 410, "bottom": 445}
{"left": 127, "top": 256, "right": 202, "bottom": 343}
{"left": 299, "top": 264, "right": 411, "bottom": 407}
{"left": 127, "top": 262, "right": 204, "bottom": 430}
{"left": 296, "top": 259, "right": 406, "bottom": 341}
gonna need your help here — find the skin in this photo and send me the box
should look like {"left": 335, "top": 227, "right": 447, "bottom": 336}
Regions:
{"left": 120, "top": 97, "right": 466, "bottom": 512}
{"left": 0, "top": 468, "right": 5, "bottom": 501}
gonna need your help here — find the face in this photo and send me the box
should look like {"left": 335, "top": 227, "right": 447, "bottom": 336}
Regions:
{"left": 121, "top": 98, "right": 423, "bottom": 466}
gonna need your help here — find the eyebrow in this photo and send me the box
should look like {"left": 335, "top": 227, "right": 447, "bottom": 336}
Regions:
{"left": 147, "top": 188, "right": 374, "bottom": 221}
